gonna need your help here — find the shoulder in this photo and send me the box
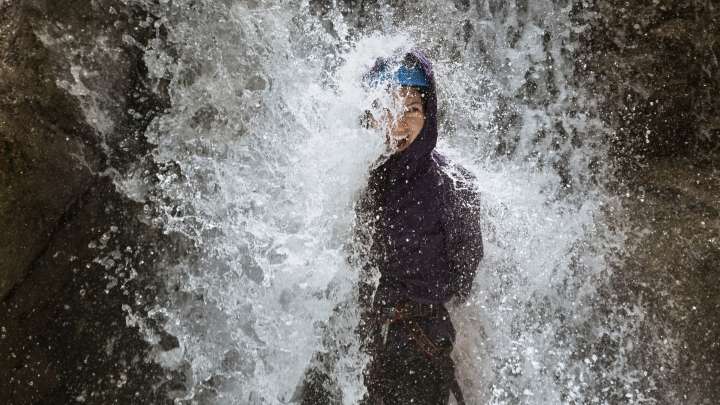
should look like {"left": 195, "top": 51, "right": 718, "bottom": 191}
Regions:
{"left": 431, "top": 151, "right": 480, "bottom": 196}
{"left": 429, "top": 152, "right": 481, "bottom": 222}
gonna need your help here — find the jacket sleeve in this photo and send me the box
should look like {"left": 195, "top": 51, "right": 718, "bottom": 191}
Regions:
{"left": 440, "top": 167, "right": 484, "bottom": 302}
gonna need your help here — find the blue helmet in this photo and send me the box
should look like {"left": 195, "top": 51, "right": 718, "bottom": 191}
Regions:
{"left": 366, "top": 61, "right": 430, "bottom": 89}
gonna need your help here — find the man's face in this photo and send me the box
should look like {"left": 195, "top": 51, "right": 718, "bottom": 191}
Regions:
{"left": 368, "top": 87, "right": 426, "bottom": 153}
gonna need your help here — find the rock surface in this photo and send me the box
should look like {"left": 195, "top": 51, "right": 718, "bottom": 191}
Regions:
{"left": 0, "top": 178, "right": 177, "bottom": 404}
{"left": 1, "top": 0, "right": 167, "bottom": 299}
{"left": 0, "top": 0, "right": 175, "bottom": 403}
{"left": 0, "top": 0, "right": 102, "bottom": 300}
{"left": 579, "top": 0, "right": 720, "bottom": 162}
{"left": 613, "top": 155, "right": 719, "bottom": 403}
{"left": 578, "top": 2, "right": 720, "bottom": 401}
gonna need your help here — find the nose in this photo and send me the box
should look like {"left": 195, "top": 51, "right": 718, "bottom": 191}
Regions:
{"left": 382, "top": 108, "right": 407, "bottom": 124}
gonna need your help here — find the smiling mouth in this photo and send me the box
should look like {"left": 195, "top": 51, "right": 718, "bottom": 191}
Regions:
{"left": 385, "top": 129, "right": 411, "bottom": 149}
{"left": 390, "top": 131, "right": 408, "bottom": 140}
{"left": 389, "top": 135, "right": 408, "bottom": 150}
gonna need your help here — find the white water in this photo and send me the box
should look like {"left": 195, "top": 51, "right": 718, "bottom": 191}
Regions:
{"left": 121, "top": 1, "right": 671, "bottom": 403}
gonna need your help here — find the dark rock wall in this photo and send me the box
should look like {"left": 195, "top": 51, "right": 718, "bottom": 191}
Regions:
{"left": 0, "top": 0, "right": 167, "bottom": 300}
{"left": 579, "top": 0, "right": 720, "bottom": 163}
{"left": 1, "top": 179, "right": 173, "bottom": 404}
{"left": 578, "top": 1, "right": 720, "bottom": 402}
{"left": 617, "top": 157, "right": 719, "bottom": 403}
{"left": 0, "top": 1, "right": 176, "bottom": 403}
{"left": 0, "top": 0, "right": 102, "bottom": 300}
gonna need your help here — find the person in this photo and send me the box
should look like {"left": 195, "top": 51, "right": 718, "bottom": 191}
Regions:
{"left": 355, "top": 50, "right": 484, "bottom": 405}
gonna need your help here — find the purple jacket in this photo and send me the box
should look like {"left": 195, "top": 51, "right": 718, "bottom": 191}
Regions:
{"left": 357, "top": 50, "right": 484, "bottom": 306}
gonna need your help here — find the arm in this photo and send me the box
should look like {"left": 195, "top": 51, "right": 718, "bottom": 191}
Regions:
{"left": 441, "top": 167, "right": 484, "bottom": 303}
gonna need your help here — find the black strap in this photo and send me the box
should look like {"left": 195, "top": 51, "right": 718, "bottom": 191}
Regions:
{"left": 378, "top": 301, "right": 445, "bottom": 321}
{"left": 450, "top": 378, "right": 466, "bottom": 405}
{"left": 371, "top": 301, "right": 466, "bottom": 405}
{"left": 406, "top": 320, "right": 466, "bottom": 405}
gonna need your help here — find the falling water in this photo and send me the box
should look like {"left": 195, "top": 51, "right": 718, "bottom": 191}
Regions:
{"left": 118, "top": 0, "right": 675, "bottom": 403}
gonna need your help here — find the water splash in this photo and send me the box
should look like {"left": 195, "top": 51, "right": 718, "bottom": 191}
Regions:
{"left": 122, "top": 0, "right": 674, "bottom": 403}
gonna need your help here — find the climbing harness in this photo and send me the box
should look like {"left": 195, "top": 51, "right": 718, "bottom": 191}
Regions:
{"left": 376, "top": 301, "right": 466, "bottom": 405}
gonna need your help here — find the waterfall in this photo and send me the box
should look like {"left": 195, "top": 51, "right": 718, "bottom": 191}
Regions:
{"left": 120, "top": 1, "right": 674, "bottom": 403}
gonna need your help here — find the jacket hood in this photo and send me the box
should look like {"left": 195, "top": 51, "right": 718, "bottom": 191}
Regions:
{"left": 368, "top": 49, "right": 438, "bottom": 183}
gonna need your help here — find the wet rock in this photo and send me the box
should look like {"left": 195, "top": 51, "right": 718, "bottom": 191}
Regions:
{"left": 0, "top": 0, "right": 176, "bottom": 403}
{"left": 0, "top": 0, "right": 102, "bottom": 300}
{"left": 578, "top": 1, "right": 720, "bottom": 164}
{"left": 0, "top": 179, "right": 173, "bottom": 404}
{"left": 1, "top": 0, "right": 169, "bottom": 299}
{"left": 611, "top": 155, "right": 720, "bottom": 403}
{"left": 573, "top": 3, "right": 720, "bottom": 399}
